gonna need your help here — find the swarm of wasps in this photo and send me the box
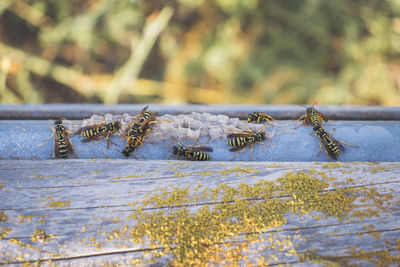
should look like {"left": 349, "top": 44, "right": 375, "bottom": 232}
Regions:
{"left": 44, "top": 106, "right": 154, "bottom": 159}
{"left": 45, "top": 105, "right": 359, "bottom": 161}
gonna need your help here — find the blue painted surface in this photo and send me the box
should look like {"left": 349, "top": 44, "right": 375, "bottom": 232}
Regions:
{"left": 0, "top": 120, "right": 399, "bottom": 161}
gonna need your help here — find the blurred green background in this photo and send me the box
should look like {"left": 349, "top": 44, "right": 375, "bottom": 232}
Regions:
{"left": 0, "top": 0, "right": 399, "bottom": 105}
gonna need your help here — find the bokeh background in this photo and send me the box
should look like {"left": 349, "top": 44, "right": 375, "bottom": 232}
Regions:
{"left": 0, "top": 0, "right": 399, "bottom": 105}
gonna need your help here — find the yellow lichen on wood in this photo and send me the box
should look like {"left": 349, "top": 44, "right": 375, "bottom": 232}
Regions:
{"left": 31, "top": 228, "right": 55, "bottom": 243}
{"left": 123, "top": 170, "right": 390, "bottom": 265}
{"left": 0, "top": 226, "right": 11, "bottom": 240}
{"left": 0, "top": 210, "right": 8, "bottom": 222}
{"left": 43, "top": 196, "right": 71, "bottom": 208}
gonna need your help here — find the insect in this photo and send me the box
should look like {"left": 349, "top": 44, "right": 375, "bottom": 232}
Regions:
{"left": 240, "top": 112, "right": 276, "bottom": 126}
{"left": 312, "top": 124, "right": 359, "bottom": 160}
{"left": 295, "top": 105, "right": 329, "bottom": 129}
{"left": 119, "top": 106, "right": 157, "bottom": 158}
{"left": 127, "top": 106, "right": 152, "bottom": 136}
{"left": 121, "top": 132, "right": 147, "bottom": 158}
{"left": 78, "top": 120, "right": 121, "bottom": 148}
{"left": 227, "top": 125, "right": 272, "bottom": 161}
{"left": 44, "top": 120, "right": 77, "bottom": 159}
{"left": 170, "top": 138, "right": 212, "bottom": 161}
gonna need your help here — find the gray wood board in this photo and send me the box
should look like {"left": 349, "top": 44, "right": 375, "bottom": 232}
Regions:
{"left": 1, "top": 120, "right": 400, "bottom": 161}
{"left": 1, "top": 160, "right": 399, "bottom": 266}
{"left": 1, "top": 104, "right": 400, "bottom": 120}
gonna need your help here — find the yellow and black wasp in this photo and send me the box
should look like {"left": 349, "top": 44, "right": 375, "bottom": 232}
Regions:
{"left": 121, "top": 130, "right": 148, "bottom": 158}
{"left": 312, "top": 124, "right": 359, "bottom": 160}
{"left": 78, "top": 120, "right": 121, "bottom": 148}
{"left": 125, "top": 106, "right": 156, "bottom": 142}
{"left": 239, "top": 112, "right": 276, "bottom": 126}
{"left": 44, "top": 120, "right": 77, "bottom": 159}
{"left": 227, "top": 125, "right": 272, "bottom": 161}
{"left": 170, "top": 137, "right": 212, "bottom": 161}
{"left": 121, "top": 106, "right": 156, "bottom": 158}
{"left": 295, "top": 104, "right": 329, "bottom": 129}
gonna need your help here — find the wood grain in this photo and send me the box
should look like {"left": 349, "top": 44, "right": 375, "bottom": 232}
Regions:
{"left": 1, "top": 160, "right": 399, "bottom": 265}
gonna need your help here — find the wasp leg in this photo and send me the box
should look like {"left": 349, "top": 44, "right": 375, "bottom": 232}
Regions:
{"left": 246, "top": 125, "right": 255, "bottom": 134}
{"left": 296, "top": 114, "right": 306, "bottom": 121}
{"left": 113, "top": 148, "right": 123, "bottom": 154}
{"left": 120, "top": 121, "right": 132, "bottom": 141}
{"left": 257, "top": 141, "right": 270, "bottom": 150}
{"left": 249, "top": 144, "right": 255, "bottom": 161}
{"left": 316, "top": 141, "right": 323, "bottom": 157}
{"left": 294, "top": 114, "right": 307, "bottom": 129}
{"left": 324, "top": 128, "right": 359, "bottom": 148}
{"left": 190, "top": 136, "right": 211, "bottom": 149}
{"left": 338, "top": 140, "right": 360, "bottom": 148}
{"left": 43, "top": 127, "right": 56, "bottom": 142}
{"left": 132, "top": 150, "right": 139, "bottom": 159}
{"left": 230, "top": 146, "right": 249, "bottom": 161}
{"left": 200, "top": 136, "right": 211, "bottom": 146}
{"left": 295, "top": 120, "right": 313, "bottom": 129}
{"left": 106, "top": 134, "right": 119, "bottom": 149}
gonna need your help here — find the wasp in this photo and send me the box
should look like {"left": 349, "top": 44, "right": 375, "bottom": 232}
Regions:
{"left": 125, "top": 106, "right": 156, "bottom": 143}
{"left": 78, "top": 120, "right": 121, "bottom": 148}
{"left": 239, "top": 112, "right": 276, "bottom": 126}
{"left": 295, "top": 105, "right": 329, "bottom": 129}
{"left": 312, "top": 124, "right": 359, "bottom": 160}
{"left": 44, "top": 120, "right": 77, "bottom": 159}
{"left": 121, "top": 131, "right": 148, "bottom": 158}
{"left": 120, "top": 106, "right": 156, "bottom": 158}
{"left": 170, "top": 138, "right": 212, "bottom": 161}
{"left": 227, "top": 125, "right": 272, "bottom": 161}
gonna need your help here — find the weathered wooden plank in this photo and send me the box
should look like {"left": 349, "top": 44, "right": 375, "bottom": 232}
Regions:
{"left": 1, "top": 104, "right": 400, "bottom": 120}
{"left": 1, "top": 160, "right": 399, "bottom": 266}
{"left": 1, "top": 120, "right": 399, "bottom": 161}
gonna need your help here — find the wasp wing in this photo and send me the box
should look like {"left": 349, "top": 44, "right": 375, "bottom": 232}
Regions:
{"left": 133, "top": 106, "right": 149, "bottom": 124}
{"left": 229, "top": 143, "right": 251, "bottom": 152}
{"left": 260, "top": 113, "right": 275, "bottom": 121}
{"left": 78, "top": 123, "right": 106, "bottom": 134}
{"left": 140, "top": 111, "right": 157, "bottom": 128}
{"left": 81, "top": 131, "right": 107, "bottom": 143}
{"left": 184, "top": 153, "right": 196, "bottom": 161}
{"left": 317, "top": 111, "right": 329, "bottom": 122}
{"left": 329, "top": 134, "right": 346, "bottom": 153}
{"left": 187, "top": 146, "right": 213, "bottom": 153}
{"left": 317, "top": 134, "right": 339, "bottom": 160}
{"left": 62, "top": 132, "right": 78, "bottom": 158}
{"left": 227, "top": 132, "right": 252, "bottom": 138}
{"left": 54, "top": 133, "right": 60, "bottom": 159}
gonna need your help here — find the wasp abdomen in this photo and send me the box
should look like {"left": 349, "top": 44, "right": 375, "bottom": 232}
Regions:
{"left": 191, "top": 151, "right": 210, "bottom": 161}
{"left": 227, "top": 136, "right": 247, "bottom": 147}
{"left": 58, "top": 139, "right": 68, "bottom": 158}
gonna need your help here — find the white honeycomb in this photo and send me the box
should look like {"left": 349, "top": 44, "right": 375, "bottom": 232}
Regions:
{"left": 63, "top": 112, "right": 276, "bottom": 142}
